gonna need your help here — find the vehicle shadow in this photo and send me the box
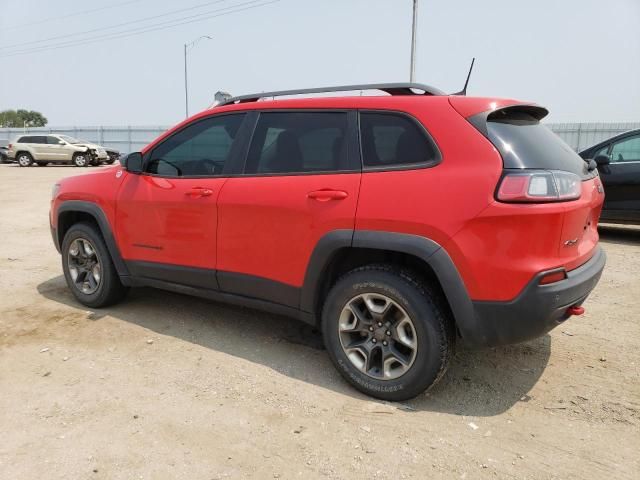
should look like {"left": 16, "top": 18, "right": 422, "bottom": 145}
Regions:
{"left": 37, "top": 275, "right": 550, "bottom": 417}
{"left": 598, "top": 224, "right": 640, "bottom": 246}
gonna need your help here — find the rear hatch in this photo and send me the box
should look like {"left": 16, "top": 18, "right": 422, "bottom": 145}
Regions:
{"left": 453, "top": 99, "right": 603, "bottom": 272}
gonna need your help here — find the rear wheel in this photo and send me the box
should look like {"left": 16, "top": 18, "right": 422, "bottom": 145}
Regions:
{"left": 61, "top": 223, "right": 128, "bottom": 308}
{"left": 17, "top": 153, "right": 33, "bottom": 167}
{"left": 72, "top": 152, "right": 89, "bottom": 167}
{"left": 322, "top": 265, "right": 454, "bottom": 401}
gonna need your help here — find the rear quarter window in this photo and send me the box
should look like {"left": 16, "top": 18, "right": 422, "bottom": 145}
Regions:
{"left": 359, "top": 112, "right": 440, "bottom": 169}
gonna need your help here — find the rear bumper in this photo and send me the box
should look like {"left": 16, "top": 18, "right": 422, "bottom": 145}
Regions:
{"left": 466, "top": 246, "right": 606, "bottom": 347}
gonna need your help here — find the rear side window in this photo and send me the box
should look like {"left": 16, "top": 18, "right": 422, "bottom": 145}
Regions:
{"left": 17, "top": 136, "right": 31, "bottom": 143}
{"left": 244, "top": 112, "right": 349, "bottom": 174}
{"left": 480, "top": 109, "right": 588, "bottom": 177}
{"left": 359, "top": 112, "right": 439, "bottom": 168}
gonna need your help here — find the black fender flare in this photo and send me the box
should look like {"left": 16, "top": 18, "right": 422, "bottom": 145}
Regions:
{"left": 55, "top": 200, "right": 129, "bottom": 277}
{"left": 300, "top": 230, "right": 478, "bottom": 342}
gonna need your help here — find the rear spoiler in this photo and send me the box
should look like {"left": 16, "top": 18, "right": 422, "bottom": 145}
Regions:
{"left": 467, "top": 104, "right": 549, "bottom": 138}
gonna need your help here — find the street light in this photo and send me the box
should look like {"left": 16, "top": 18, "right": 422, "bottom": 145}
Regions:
{"left": 410, "top": 0, "right": 418, "bottom": 82}
{"left": 184, "top": 35, "right": 213, "bottom": 118}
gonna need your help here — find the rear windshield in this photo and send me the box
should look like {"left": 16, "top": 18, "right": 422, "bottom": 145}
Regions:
{"left": 482, "top": 111, "right": 589, "bottom": 177}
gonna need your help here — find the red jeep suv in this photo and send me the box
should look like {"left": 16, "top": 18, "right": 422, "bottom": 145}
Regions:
{"left": 49, "top": 84, "right": 606, "bottom": 400}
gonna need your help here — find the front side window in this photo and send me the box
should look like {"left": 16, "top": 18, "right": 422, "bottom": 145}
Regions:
{"left": 47, "top": 136, "right": 63, "bottom": 144}
{"left": 592, "top": 144, "right": 609, "bottom": 159}
{"left": 359, "top": 112, "right": 439, "bottom": 168}
{"left": 146, "top": 113, "right": 245, "bottom": 177}
{"left": 610, "top": 135, "right": 640, "bottom": 163}
{"left": 244, "top": 112, "right": 349, "bottom": 174}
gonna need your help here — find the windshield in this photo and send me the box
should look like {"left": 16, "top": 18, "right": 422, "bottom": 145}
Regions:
{"left": 58, "top": 135, "right": 87, "bottom": 144}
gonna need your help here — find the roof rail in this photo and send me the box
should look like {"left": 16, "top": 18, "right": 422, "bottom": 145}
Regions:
{"left": 216, "top": 83, "right": 445, "bottom": 106}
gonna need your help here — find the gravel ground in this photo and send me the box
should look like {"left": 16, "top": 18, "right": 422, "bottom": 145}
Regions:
{"left": 0, "top": 164, "right": 638, "bottom": 480}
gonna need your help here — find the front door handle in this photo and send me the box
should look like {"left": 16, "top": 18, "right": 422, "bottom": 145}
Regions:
{"left": 185, "top": 187, "right": 213, "bottom": 198}
{"left": 307, "top": 189, "right": 349, "bottom": 202}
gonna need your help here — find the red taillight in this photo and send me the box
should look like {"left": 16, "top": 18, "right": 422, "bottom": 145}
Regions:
{"left": 497, "top": 170, "right": 581, "bottom": 203}
{"left": 7, "top": 143, "right": 12, "bottom": 149}
{"left": 539, "top": 270, "right": 567, "bottom": 285}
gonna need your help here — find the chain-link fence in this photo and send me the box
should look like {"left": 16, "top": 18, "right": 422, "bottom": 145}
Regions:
{"left": 1, "top": 122, "right": 639, "bottom": 155}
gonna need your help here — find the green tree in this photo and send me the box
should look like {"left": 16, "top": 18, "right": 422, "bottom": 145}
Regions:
{"left": 0, "top": 109, "right": 48, "bottom": 127}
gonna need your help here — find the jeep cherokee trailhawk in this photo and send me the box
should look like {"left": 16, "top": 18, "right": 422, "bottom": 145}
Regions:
{"left": 49, "top": 84, "right": 606, "bottom": 400}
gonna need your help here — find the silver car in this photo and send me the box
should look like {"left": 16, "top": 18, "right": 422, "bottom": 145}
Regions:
{"left": 7, "top": 134, "right": 108, "bottom": 167}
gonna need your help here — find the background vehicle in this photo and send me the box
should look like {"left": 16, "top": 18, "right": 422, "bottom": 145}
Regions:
{"left": 579, "top": 129, "right": 640, "bottom": 224}
{"left": 49, "top": 83, "right": 606, "bottom": 400}
{"left": 104, "top": 148, "right": 120, "bottom": 165}
{"left": 0, "top": 144, "right": 10, "bottom": 163}
{"left": 7, "top": 134, "right": 108, "bottom": 167}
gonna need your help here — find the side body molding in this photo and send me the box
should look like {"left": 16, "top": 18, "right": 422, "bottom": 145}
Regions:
{"left": 55, "top": 201, "right": 130, "bottom": 278}
{"left": 301, "top": 230, "right": 478, "bottom": 342}
{"left": 300, "top": 229, "right": 353, "bottom": 314}
{"left": 352, "top": 231, "right": 477, "bottom": 341}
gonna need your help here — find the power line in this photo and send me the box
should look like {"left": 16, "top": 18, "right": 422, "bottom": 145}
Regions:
{"left": 0, "top": 1, "right": 259, "bottom": 56}
{"left": 2, "top": 0, "right": 146, "bottom": 32}
{"left": 0, "top": 0, "right": 279, "bottom": 58}
{"left": 0, "top": 0, "right": 228, "bottom": 50}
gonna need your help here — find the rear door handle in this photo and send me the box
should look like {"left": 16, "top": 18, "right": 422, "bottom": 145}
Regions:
{"left": 307, "top": 189, "right": 349, "bottom": 201}
{"left": 185, "top": 187, "right": 213, "bottom": 198}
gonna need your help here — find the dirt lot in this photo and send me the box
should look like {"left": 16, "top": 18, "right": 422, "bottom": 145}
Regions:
{"left": 0, "top": 164, "right": 638, "bottom": 480}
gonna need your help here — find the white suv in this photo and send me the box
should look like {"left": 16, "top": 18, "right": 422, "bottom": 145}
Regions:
{"left": 7, "top": 134, "right": 108, "bottom": 167}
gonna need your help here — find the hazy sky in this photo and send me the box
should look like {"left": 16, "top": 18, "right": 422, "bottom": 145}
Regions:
{"left": 1, "top": 0, "right": 638, "bottom": 126}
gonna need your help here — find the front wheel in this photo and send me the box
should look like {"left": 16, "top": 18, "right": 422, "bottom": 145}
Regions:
{"left": 61, "top": 223, "right": 129, "bottom": 308}
{"left": 72, "top": 152, "right": 89, "bottom": 167}
{"left": 17, "top": 153, "right": 33, "bottom": 167}
{"left": 322, "top": 265, "right": 454, "bottom": 401}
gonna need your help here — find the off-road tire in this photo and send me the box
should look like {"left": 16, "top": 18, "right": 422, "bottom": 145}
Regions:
{"left": 322, "top": 264, "right": 454, "bottom": 401}
{"left": 61, "top": 222, "right": 129, "bottom": 308}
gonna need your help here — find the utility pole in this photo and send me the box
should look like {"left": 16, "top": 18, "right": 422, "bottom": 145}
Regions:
{"left": 183, "top": 35, "right": 213, "bottom": 119}
{"left": 184, "top": 43, "right": 189, "bottom": 118}
{"left": 410, "top": 0, "right": 418, "bottom": 82}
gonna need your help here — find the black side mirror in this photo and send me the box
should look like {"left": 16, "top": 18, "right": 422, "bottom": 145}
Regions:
{"left": 123, "top": 152, "right": 143, "bottom": 173}
{"left": 594, "top": 153, "right": 610, "bottom": 166}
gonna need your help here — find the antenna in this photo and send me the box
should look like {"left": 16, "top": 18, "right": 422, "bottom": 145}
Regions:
{"left": 453, "top": 57, "right": 475, "bottom": 96}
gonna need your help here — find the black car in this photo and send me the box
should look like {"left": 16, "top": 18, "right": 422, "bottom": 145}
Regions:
{"left": 89, "top": 148, "right": 120, "bottom": 166}
{"left": 105, "top": 148, "right": 120, "bottom": 164}
{"left": 579, "top": 129, "right": 640, "bottom": 224}
{"left": 0, "top": 145, "right": 10, "bottom": 163}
